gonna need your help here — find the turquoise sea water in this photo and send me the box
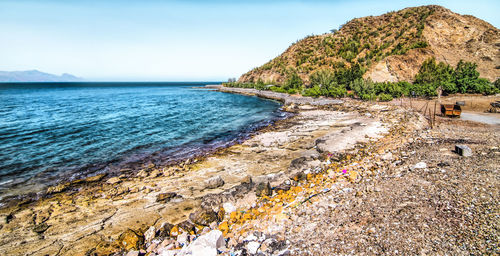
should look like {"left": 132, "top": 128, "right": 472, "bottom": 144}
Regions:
{"left": 0, "top": 82, "right": 284, "bottom": 200}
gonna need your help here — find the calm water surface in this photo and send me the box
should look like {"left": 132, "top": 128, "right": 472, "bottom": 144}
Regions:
{"left": 0, "top": 82, "right": 284, "bottom": 200}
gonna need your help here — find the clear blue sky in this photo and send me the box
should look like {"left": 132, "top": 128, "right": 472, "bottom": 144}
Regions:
{"left": 1, "top": 0, "right": 498, "bottom": 81}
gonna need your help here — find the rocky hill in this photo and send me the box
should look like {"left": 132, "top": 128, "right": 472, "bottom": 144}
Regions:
{"left": 0, "top": 70, "right": 82, "bottom": 82}
{"left": 238, "top": 5, "right": 499, "bottom": 84}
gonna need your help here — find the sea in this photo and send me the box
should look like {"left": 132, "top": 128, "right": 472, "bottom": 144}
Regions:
{"left": 0, "top": 82, "right": 285, "bottom": 202}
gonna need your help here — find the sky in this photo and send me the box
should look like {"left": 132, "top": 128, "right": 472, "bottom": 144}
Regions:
{"left": 0, "top": 0, "right": 498, "bottom": 81}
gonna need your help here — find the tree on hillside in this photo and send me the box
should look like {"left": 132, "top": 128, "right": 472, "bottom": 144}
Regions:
{"left": 454, "top": 60, "right": 480, "bottom": 93}
{"left": 414, "top": 57, "right": 455, "bottom": 96}
{"left": 309, "top": 69, "right": 336, "bottom": 88}
{"left": 306, "top": 69, "right": 346, "bottom": 98}
{"left": 283, "top": 71, "right": 303, "bottom": 91}
{"left": 351, "top": 78, "right": 375, "bottom": 100}
{"left": 335, "top": 63, "right": 364, "bottom": 88}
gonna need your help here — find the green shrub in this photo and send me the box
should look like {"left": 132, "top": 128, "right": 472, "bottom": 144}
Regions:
{"left": 409, "top": 41, "right": 428, "bottom": 49}
{"left": 378, "top": 93, "right": 393, "bottom": 101}
{"left": 495, "top": 78, "right": 500, "bottom": 90}
{"left": 283, "top": 71, "right": 303, "bottom": 90}
{"left": 413, "top": 57, "right": 454, "bottom": 96}
{"left": 302, "top": 85, "right": 322, "bottom": 98}
{"left": 454, "top": 60, "right": 480, "bottom": 93}
{"left": 351, "top": 78, "right": 375, "bottom": 97}
{"left": 309, "top": 69, "right": 336, "bottom": 88}
{"left": 475, "top": 78, "right": 498, "bottom": 95}
{"left": 326, "top": 86, "right": 347, "bottom": 98}
{"left": 360, "top": 93, "right": 375, "bottom": 101}
{"left": 270, "top": 86, "right": 288, "bottom": 93}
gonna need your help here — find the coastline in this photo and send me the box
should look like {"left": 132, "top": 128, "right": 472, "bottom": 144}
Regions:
{"left": 1, "top": 85, "right": 485, "bottom": 255}
{"left": 0, "top": 95, "right": 287, "bottom": 208}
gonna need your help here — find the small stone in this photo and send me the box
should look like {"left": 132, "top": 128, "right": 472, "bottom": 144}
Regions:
{"left": 144, "top": 226, "right": 156, "bottom": 243}
{"left": 177, "top": 232, "right": 189, "bottom": 245}
{"left": 33, "top": 223, "right": 50, "bottom": 234}
{"left": 223, "top": 202, "right": 236, "bottom": 214}
{"left": 156, "top": 192, "right": 177, "bottom": 203}
{"left": 455, "top": 145, "right": 472, "bottom": 157}
{"left": 126, "top": 251, "right": 139, "bottom": 256}
{"left": 147, "top": 242, "right": 158, "bottom": 253}
{"left": 149, "top": 169, "right": 161, "bottom": 178}
{"left": 381, "top": 152, "right": 393, "bottom": 160}
{"left": 255, "top": 182, "right": 272, "bottom": 197}
{"left": 244, "top": 233, "right": 258, "bottom": 242}
{"left": 182, "top": 230, "right": 225, "bottom": 256}
{"left": 218, "top": 221, "right": 229, "bottom": 234}
{"left": 137, "top": 170, "right": 149, "bottom": 178}
{"left": 46, "top": 184, "right": 68, "bottom": 194}
{"left": 170, "top": 226, "right": 179, "bottom": 237}
{"left": 189, "top": 209, "right": 218, "bottom": 226}
{"left": 241, "top": 175, "right": 253, "bottom": 185}
{"left": 156, "top": 222, "right": 174, "bottom": 237}
{"left": 205, "top": 175, "right": 225, "bottom": 189}
{"left": 84, "top": 173, "right": 106, "bottom": 182}
{"left": 412, "top": 162, "right": 427, "bottom": 169}
{"left": 178, "top": 220, "right": 196, "bottom": 233}
{"left": 118, "top": 229, "right": 144, "bottom": 251}
{"left": 246, "top": 241, "right": 261, "bottom": 254}
{"left": 106, "top": 177, "right": 121, "bottom": 184}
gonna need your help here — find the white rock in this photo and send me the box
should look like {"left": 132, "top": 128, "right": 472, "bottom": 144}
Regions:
{"left": 246, "top": 241, "right": 261, "bottom": 254}
{"left": 126, "top": 251, "right": 140, "bottom": 256}
{"left": 223, "top": 202, "right": 236, "bottom": 214}
{"left": 159, "top": 250, "right": 178, "bottom": 256}
{"left": 177, "top": 232, "right": 189, "bottom": 245}
{"left": 413, "top": 162, "right": 427, "bottom": 169}
{"left": 177, "top": 230, "right": 225, "bottom": 256}
{"left": 144, "top": 226, "right": 156, "bottom": 243}
{"left": 244, "top": 233, "right": 258, "bottom": 242}
{"left": 381, "top": 152, "right": 393, "bottom": 160}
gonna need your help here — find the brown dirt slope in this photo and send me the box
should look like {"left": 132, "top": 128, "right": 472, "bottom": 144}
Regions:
{"left": 238, "top": 5, "right": 499, "bottom": 84}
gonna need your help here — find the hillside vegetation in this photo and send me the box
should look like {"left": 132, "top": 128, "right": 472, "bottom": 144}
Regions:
{"left": 230, "top": 5, "right": 499, "bottom": 100}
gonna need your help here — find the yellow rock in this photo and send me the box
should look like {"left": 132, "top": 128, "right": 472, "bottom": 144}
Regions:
{"left": 217, "top": 207, "right": 225, "bottom": 221}
{"left": 349, "top": 171, "right": 358, "bottom": 183}
{"left": 118, "top": 229, "right": 144, "bottom": 251}
{"left": 170, "top": 226, "right": 179, "bottom": 237}
{"left": 229, "top": 211, "right": 242, "bottom": 223}
{"left": 218, "top": 221, "right": 229, "bottom": 235}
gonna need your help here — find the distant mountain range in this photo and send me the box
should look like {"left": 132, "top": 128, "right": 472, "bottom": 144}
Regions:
{"left": 0, "top": 70, "right": 83, "bottom": 82}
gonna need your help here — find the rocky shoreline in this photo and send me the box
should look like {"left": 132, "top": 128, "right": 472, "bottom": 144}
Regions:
{"left": 1, "top": 87, "right": 498, "bottom": 255}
